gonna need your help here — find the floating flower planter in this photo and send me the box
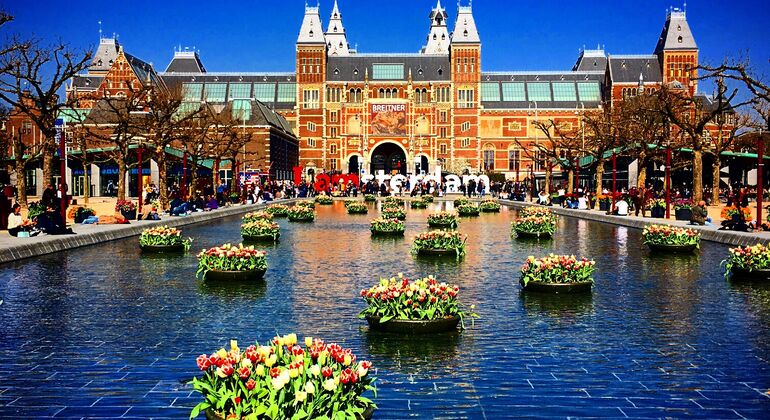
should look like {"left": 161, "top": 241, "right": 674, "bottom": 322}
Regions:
{"left": 288, "top": 207, "right": 316, "bottom": 222}
{"left": 139, "top": 226, "right": 192, "bottom": 253}
{"left": 456, "top": 204, "right": 480, "bottom": 216}
{"left": 384, "top": 197, "right": 404, "bottom": 205}
{"left": 364, "top": 194, "right": 377, "bottom": 202}
{"left": 427, "top": 212, "right": 458, "bottom": 229}
{"left": 722, "top": 244, "right": 770, "bottom": 281}
{"left": 519, "top": 254, "right": 595, "bottom": 294}
{"left": 511, "top": 214, "right": 556, "bottom": 239}
{"left": 296, "top": 200, "right": 316, "bottom": 209}
{"left": 242, "top": 210, "right": 273, "bottom": 223}
{"left": 643, "top": 224, "right": 700, "bottom": 253}
{"left": 410, "top": 200, "right": 428, "bottom": 209}
{"left": 370, "top": 218, "right": 405, "bottom": 236}
{"left": 381, "top": 208, "right": 406, "bottom": 220}
{"left": 479, "top": 199, "right": 501, "bottom": 212}
{"left": 196, "top": 244, "right": 268, "bottom": 281}
{"left": 359, "top": 274, "right": 475, "bottom": 334}
{"left": 265, "top": 204, "right": 290, "bottom": 217}
{"left": 241, "top": 220, "right": 280, "bottom": 242}
{"left": 315, "top": 195, "right": 334, "bottom": 205}
{"left": 412, "top": 231, "right": 466, "bottom": 258}
{"left": 190, "top": 334, "right": 376, "bottom": 420}
{"left": 347, "top": 202, "right": 369, "bottom": 214}
{"left": 453, "top": 198, "right": 470, "bottom": 207}
{"left": 421, "top": 195, "right": 434, "bottom": 203}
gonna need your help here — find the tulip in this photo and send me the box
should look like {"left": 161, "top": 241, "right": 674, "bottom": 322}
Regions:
{"left": 294, "top": 391, "right": 307, "bottom": 405}
{"left": 322, "top": 378, "right": 337, "bottom": 392}
{"left": 305, "top": 381, "right": 316, "bottom": 394}
{"left": 255, "top": 364, "right": 265, "bottom": 376}
{"left": 265, "top": 354, "right": 277, "bottom": 368}
{"left": 305, "top": 336, "right": 313, "bottom": 348}
{"left": 246, "top": 379, "right": 256, "bottom": 391}
{"left": 310, "top": 364, "right": 321, "bottom": 377}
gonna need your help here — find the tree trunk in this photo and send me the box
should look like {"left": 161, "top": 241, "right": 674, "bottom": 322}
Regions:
{"left": 711, "top": 156, "right": 721, "bottom": 206}
{"left": 544, "top": 165, "right": 552, "bottom": 195}
{"left": 636, "top": 151, "right": 647, "bottom": 188}
{"left": 12, "top": 137, "right": 28, "bottom": 208}
{"left": 566, "top": 169, "right": 574, "bottom": 194}
{"left": 157, "top": 151, "right": 169, "bottom": 210}
{"left": 42, "top": 149, "right": 55, "bottom": 190}
{"left": 595, "top": 158, "right": 605, "bottom": 191}
{"left": 117, "top": 158, "right": 127, "bottom": 201}
{"left": 82, "top": 155, "right": 90, "bottom": 204}
{"left": 189, "top": 161, "right": 199, "bottom": 199}
{"left": 692, "top": 148, "right": 703, "bottom": 203}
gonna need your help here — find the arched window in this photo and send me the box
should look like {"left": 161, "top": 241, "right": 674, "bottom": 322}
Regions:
{"left": 483, "top": 144, "right": 495, "bottom": 171}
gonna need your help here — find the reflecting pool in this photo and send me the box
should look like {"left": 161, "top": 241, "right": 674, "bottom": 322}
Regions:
{"left": 1, "top": 201, "right": 769, "bottom": 418}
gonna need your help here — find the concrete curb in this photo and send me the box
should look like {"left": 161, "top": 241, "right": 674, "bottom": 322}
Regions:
{"left": 498, "top": 199, "right": 770, "bottom": 247}
{"left": 0, "top": 199, "right": 300, "bottom": 265}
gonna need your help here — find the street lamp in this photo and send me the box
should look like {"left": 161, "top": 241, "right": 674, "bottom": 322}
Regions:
{"left": 665, "top": 120, "right": 672, "bottom": 219}
{"left": 759, "top": 128, "right": 765, "bottom": 225}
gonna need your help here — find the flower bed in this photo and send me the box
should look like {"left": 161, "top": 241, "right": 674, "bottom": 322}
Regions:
{"left": 421, "top": 195, "right": 434, "bottom": 203}
{"left": 190, "top": 334, "right": 376, "bottom": 420}
{"left": 196, "top": 244, "right": 267, "bottom": 280}
{"left": 511, "top": 215, "right": 556, "bottom": 238}
{"left": 288, "top": 207, "right": 316, "bottom": 222}
{"left": 139, "top": 226, "right": 192, "bottom": 252}
{"left": 265, "top": 204, "right": 290, "bottom": 217}
{"left": 384, "top": 197, "right": 404, "bottom": 205}
{"left": 453, "top": 198, "right": 470, "bottom": 207}
{"left": 722, "top": 244, "right": 770, "bottom": 280}
{"left": 519, "top": 206, "right": 554, "bottom": 218}
{"left": 427, "top": 212, "right": 458, "bottom": 229}
{"left": 479, "top": 199, "right": 501, "bottom": 212}
{"left": 370, "top": 218, "right": 405, "bottom": 235}
{"left": 243, "top": 211, "right": 274, "bottom": 223}
{"left": 241, "top": 220, "right": 281, "bottom": 241}
{"left": 456, "top": 203, "right": 480, "bottom": 216}
{"left": 316, "top": 195, "right": 334, "bottom": 205}
{"left": 347, "top": 202, "right": 369, "bottom": 214}
{"left": 364, "top": 194, "right": 377, "bottom": 202}
{"left": 359, "top": 274, "right": 475, "bottom": 332}
{"left": 296, "top": 200, "right": 316, "bottom": 209}
{"left": 642, "top": 224, "right": 700, "bottom": 252}
{"left": 721, "top": 205, "right": 753, "bottom": 222}
{"left": 520, "top": 254, "right": 595, "bottom": 293}
{"left": 381, "top": 208, "right": 405, "bottom": 220}
{"left": 410, "top": 200, "right": 428, "bottom": 209}
{"left": 412, "top": 231, "right": 467, "bottom": 257}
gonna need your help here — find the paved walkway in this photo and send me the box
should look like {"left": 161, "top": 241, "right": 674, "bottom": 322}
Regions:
{"left": 0, "top": 200, "right": 298, "bottom": 265}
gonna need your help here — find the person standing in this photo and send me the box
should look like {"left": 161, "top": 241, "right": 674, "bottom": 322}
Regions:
{"left": 634, "top": 185, "right": 647, "bottom": 217}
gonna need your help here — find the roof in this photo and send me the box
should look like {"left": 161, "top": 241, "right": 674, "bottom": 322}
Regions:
{"left": 72, "top": 75, "right": 103, "bottom": 90}
{"left": 654, "top": 9, "right": 697, "bottom": 53}
{"left": 326, "top": 55, "right": 450, "bottom": 82}
{"left": 573, "top": 49, "right": 607, "bottom": 73}
{"left": 695, "top": 92, "right": 735, "bottom": 114}
{"left": 124, "top": 52, "right": 163, "bottom": 87}
{"left": 325, "top": 0, "right": 350, "bottom": 56}
{"left": 422, "top": 0, "right": 450, "bottom": 55}
{"left": 480, "top": 71, "right": 604, "bottom": 109}
{"left": 451, "top": 6, "right": 480, "bottom": 44}
{"left": 607, "top": 55, "right": 662, "bottom": 84}
{"left": 165, "top": 50, "right": 206, "bottom": 73}
{"left": 297, "top": 6, "right": 325, "bottom": 45}
{"left": 160, "top": 73, "right": 297, "bottom": 110}
{"left": 88, "top": 38, "right": 120, "bottom": 73}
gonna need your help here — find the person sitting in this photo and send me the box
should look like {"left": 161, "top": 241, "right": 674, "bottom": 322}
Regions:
{"left": 36, "top": 205, "right": 73, "bottom": 235}
{"left": 577, "top": 196, "right": 589, "bottom": 210}
{"left": 206, "top": 196, "right": 219, "bottom": 210}
{"left": 611, "top": 200, "right": 629, "bottom": 216}
{"left": 720, "top": 208, "right": 749, "bottom": 232}
{"left": 170, "top": 197, "right": 188, "bottom": 216}
{"left": 7, "top": 204, "right": 39, "bottom": 237}
{"left": 689, "top": 201, "right": 712, "bottom": 226}
{"left": 537, "top": 190, "right": 550, "bottom": 206}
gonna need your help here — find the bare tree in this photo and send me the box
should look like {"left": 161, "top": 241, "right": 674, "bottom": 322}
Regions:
{"left": 705, "top": 111, "right": 751, "bottom": 204}
{"left": 581, "top": 104, "right": 627, "bottom": 190}
{"left": 520, "top": 119, "right": 583, "bottom": 194}
{"left": 701, "top": 60, "right": 770, "bottom": 133}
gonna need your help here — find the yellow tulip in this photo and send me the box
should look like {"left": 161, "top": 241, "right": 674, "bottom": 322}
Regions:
{"left": 265, "top": 354, "right": 277, "bottom": 368}
{"left": 216, "top": 348, "right": 228, "bottom": 359}
{"left": 310, "top": 365, "right": 321, "bottom": 377}
{"left": 255, "top": 364, "right": 265, "bottom": 376}
{"left": 294, "top": 391, "right": 307, "bottom": 404}
{"left": 323, "top": 378, "right": 337, "bottom": 392}
{"left": 305, "top": 336, "right": 313, "bottom": 348}
{"left": 289, "top": 368, "right": 299, "bottom": 378}
{"left": 284, "top": 334, "right": 298, "bottom": 346}
{"left": 305, "top": 381, "right": 316, "bottom": 394}
{"left": 230, "top": 340, "right": 239, "bottom": 353}
{"left": 343, "top": 354, "right": 352, "bottom": 366}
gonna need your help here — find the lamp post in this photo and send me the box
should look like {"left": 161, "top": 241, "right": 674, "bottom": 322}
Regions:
{"left": 57, "top": 121, "right": 67, "bottom": 222}
{"left": 137, "top": 144, "right": 143, "bottom": 210}
{"left": 182, "top": 151, "right": 188, "bottom": 199}
{"left": 611, "top": 151, "right": 617, "bottom": 208}
{"left": 759, "top": 129, "right": 765, "bottom": 225}
{"left": 665, "top": 141, "right": 671, "bottom": 219}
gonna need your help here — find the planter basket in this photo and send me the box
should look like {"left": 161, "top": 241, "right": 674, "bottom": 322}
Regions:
{"left": 204, "top": 269, "right": 266, "bottom": 282}
{"left": 650, "top": 207, "right": 666, "bottom": 218}
{"left": 513, "top": 229, "right": 553, "bottom": 239}
{"left": 206, "top": 406, "right": 373, "bottom": 420}
{"left": 729, "top": 267, "right": 770, "bottom": 282}
{"left": 365, "top": 315, "right": 460, "bottom": 334}
{"left": 348, "top": 208, "right": 369, "bottom": 214}
{"left": 647, "top": 243, "right": 698, "bottom": 253}
{"left": 242, "top": 234, "right": 280, "bottom": 242}
{"left": 519, "top": 279, "right": 593, "bottom": 294}
{"left": 364, "top": 196, "right": 377, "bottom": 202}
{"left": 140, "top": 243, "right": 186, "bottom": 253}
{"left": 675, "top": 208, "right": 693, "bottom": 221}
{"left": 458, "top": 210, "right": 480, "bottom": 216}
{"left": 481, "top": 207, "right": 500, "bottom": 213}
{"left": 121, "top": 209, "right": 137, "bottom": 220}
{"left": 288, "top": 215, "right": 315, "bottom": 222}
{"left": 371, "top": 229, "right": 404, "bottom": 236}
{"left": 410, "top": 201, "right": 428, "bottom": 209}
{"left": 428, "top": 221, "right": 457, "bottom": 229}
{"left": 415, "top": 248, "right": 461, "bottom": 256}
{"left": 599, "top": 201, "right": 610, "bottom": 212}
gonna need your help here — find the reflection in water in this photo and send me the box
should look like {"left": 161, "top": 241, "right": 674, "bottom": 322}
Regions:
{"left": 364, "top": 329, "right": 462, "bottom": 375}
{"left": 199, "top": 279, "right": 267, "bottom": 301}
{"left": 520, "top": 291, "right": 595, "bottom": 319}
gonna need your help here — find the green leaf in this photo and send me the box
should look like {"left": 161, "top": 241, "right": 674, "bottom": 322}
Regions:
{"left": 379, "top": 315, "right": 393, "bottom": 323}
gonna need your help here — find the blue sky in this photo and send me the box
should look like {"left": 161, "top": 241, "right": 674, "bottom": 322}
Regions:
{"left": 5, "top": 0, "right": 770, "bottom": 92}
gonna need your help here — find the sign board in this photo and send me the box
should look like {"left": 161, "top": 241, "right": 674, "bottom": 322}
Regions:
{"left": 371, "top": 103, "right": 406, "bottom": 136}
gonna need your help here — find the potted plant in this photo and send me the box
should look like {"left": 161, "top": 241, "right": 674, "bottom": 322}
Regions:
{"left": 648, "top": 199, "right": 666, "bottom": 218}
{"left": 421, "top": 195, "right": 434, "bottom": 203}
{"left": 196, "top": 244, "right": 268, "bottom": 281}
{"left": 456, "top": 203, "right": 480, "bottom": 216}
{"left": 519, "top": 206, "right": 554, "bottom": 218}
{"left": 228, "top": 192, "right": 241, "bottom": 204}
{"left": 288, "top": 207, "right": 316, "bottom": 222}
{"left": 453, "top": 198, "right": 470, "bottom": 207}
{"left": 73, "top": 207, "right": 95, "bottom": 223}
{"left": 673, "top": 199, "right": 693, "bottom": 221}
{"left": 364, "top": 194, "right": 377, "bottom": 202}
{"left": 190, "top": 335, "right": 376, "bottom": 420}
{"left": 347, "top": 202, "right": 369, "bottom": 214}
{"left": 316, "top": 194, "right": 334, "bottom": 205}
{"left": 27, "top": 201, "right": 46, "bottom": 219}
{"left": 370, "top": 218, "right": 405, "bottom": 236}
{"left": 139, "top": 226, "right": 192, "bottom": 253}
{"left": 411, "top": 230, "right": 467, "bottom": 258}
{"left": 410, "top": 199, "right": 428, "bottom": 209}
{"left": 116, "top": 199, "right": 137, "bottom": 220}
{"left": 381, "top": 207, "right": 405, "bottom": 220}
{"left": 266, "top": 204, "right": 290, "bottom": 217}
{"left": 241, "top": 220, "right": 281, "bottom": 242}
{"left": 520, "top": 254, "right": 596, "bottom": 293}
{"left": 427, "top": 212, "right": 458, "bottom": 229}
{"left": 642, "top": 224, "right": 700, "bottom": 253}
{"left": 243, "top": 211, "right": 273, "bottom": 223}
{"left": 721, "top": 205, "right": 753, "bottom": 222}
{"left": 511, "top": 214, "right": 556, "bottom": 239}
{"left": 596, "top": 194, "right": 612, "bottom": 212}
{"left": 296, "top": 200, "right": 316, "bottom": 209}
{"left": 384, "top": 197, "right": 404, "bottom": 205}
{"left": 721, "top": 244, "right": 770, "bottom": 281}
{"left": 479, "top": 199, "right": 501, "bottom": 212}
{"left": 359, "top": 274, "right": 476, "bottom": 333}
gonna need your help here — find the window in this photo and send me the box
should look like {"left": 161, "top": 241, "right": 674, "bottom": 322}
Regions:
{"left": 204, "top": 83, "right": 226, "bottom": 102}
{"left": 326, "top": 87, "right": 341, "bottom": 102}
{"left": 461, "top": 121, "right": 471, "bottom": 132}
{"left": 440, "top": 111, "right": 447, "bottom": 122}
{"left": 481, "top": 82, "right": 500, "bottom": 101}
{"left": 372, "top": 64, "right": 404, "bottom": 80}
{"left": 483, "top": 148, "right": 495, "bottom": 171}
{"left": 458, "top": 89, "right": 475, "bottom": 108}
{"left": 508, "top": 149, "right": 520, "bottom": 171}
{"left": 526, "top": 83, "right": 551, "bottom": 102}
{"left": 329, "top": 159, "right": 337, "bottom": 170}
{"left": 253, "top": 83, "right": 275, "bottom": 102}
{"left": 440, "top": 127, "right": 447, "bottom": 138}
{"left": 415, "top": 88, "right": 428, "bottom": 103}
{"left": 577, "top": 82, "right": 600, "bottom": 101}
{"left": 329, "top": 111, "right": 338, "bottom": 123}
{"left": 534, "top": 150, "right": 546, "bottom": 171}
{"left": 307, "top": 138, "right": 316, "bottom": 147}
{"left": 439, "top": 143, "right": 447, "bottom": 154}
{"left": 330, "top": 127, "right": 337, "bottom": 138}
{"left": 228, "top": 83, "right": 251, "bottom": 100}
{"left": 552, "top": 83, "right": 577, "bottom": 101}
{"left": 303, "top": 89, "right": 319, "bottom": 109}
{"left": 348, "top": 88, "right": 362, "bottom": 103}
{"left": 277, "top": 83, "right": 296, "bottom": 102}
{"left": 330, "top": 143, "right": 337, "bottom": 154}
{"left": 307, "top": 122, "right": 316, "bottom": 132}
{"left": 183, "top": 83, "right": 203, "bottom": 101}
{"left": 461, "top": 138, "right": 471, "bottom": 148}
{"left": 231, "top": 99, "right": 251, "bottom": 120}
{"left": 437, "top": 87, "right": 450, "bottom": 103}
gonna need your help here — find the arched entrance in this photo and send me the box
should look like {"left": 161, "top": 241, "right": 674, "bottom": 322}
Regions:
{"left": 370, "top": 142, "right": 406, "bottom": 175}
{"left": 347, "top": 155, "right": 360, "bottom": 174}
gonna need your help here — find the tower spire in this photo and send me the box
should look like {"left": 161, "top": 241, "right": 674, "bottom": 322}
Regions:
{"left": 325, "top": 0, "right": 350, "bottom": 55}
{"left": 422, "top": 0, "right": 450, "bottom": 54}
